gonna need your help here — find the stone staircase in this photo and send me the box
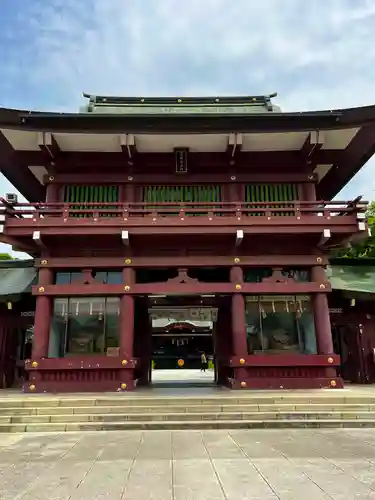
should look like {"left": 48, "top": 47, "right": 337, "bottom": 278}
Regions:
{"left": 2, "top": 392, "right": 375, "bottom": 432}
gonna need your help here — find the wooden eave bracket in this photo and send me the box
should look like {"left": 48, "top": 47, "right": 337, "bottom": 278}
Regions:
{"left": 301, "top": 130, "right": 324, "bottom": 163}
{"left": 227, "top": 133, "right": 243, "bottom": 158}
{"left": 121, "top": 230, "right": 129, "bottom": 246}
{"left": 235, "top": 229, "right": 244, "bottom": 246}
{"left": 37, "top": 132, "right": 60, "bottom": 159}
{"left": 356, "top": 212, "right": 367, "bottom": 232}
{"left": 318, "top": 228, "right": 331, "bottom": 247}
{"left": 120, "top": 134, "right": 136, "bottom": 158}
{"left": 33, "top": 230, "right": 45, "bottom": 248}
{"left": 0, "top": 211, "right": 4, "bottom": 234}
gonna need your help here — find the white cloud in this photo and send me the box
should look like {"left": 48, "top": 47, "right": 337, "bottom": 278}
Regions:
{"left": 1, "top": 0, "right": 375, "bottom": 254}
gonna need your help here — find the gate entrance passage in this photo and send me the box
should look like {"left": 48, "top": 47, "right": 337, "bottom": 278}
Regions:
{"left": 149, "top": 300, "right": 217, "bottom": 387}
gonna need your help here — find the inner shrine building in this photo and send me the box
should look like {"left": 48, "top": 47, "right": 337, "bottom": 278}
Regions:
{"left": 0, "top": 92, "right": 374, "bottom": 393}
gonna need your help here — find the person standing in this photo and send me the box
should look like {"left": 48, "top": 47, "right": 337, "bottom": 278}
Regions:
{"left": 200, "top": 352, "right": 207, "bottom": 372}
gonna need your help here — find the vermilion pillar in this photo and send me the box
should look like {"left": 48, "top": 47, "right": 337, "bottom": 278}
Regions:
{"left": 312, "top": 266, "right": 334, "bottom": 354}
{"left": 45, "top": 182, "right": 60, "bottom": 203}
{"left": 120, "top": 267, "right": 135, "bottom": 359}
{"left": 230, "top": 266, "right": 248, "bottom": 381}
{"left": 32, "top": 267, "right": 53, "bottom": 358}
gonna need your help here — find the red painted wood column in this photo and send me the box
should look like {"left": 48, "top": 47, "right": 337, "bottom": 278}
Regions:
{"left": 32, "top": 268, "right": 53, "bottom": 358}
{"left": 312, "top": 266, "right": 334, "bottom": 354}
{"left": 230, "top": 266, "right": 248, "bottom": 383}
{"left": 46, "top": 182, "right": 60, "bottom": 203}
{"left": 120, "top": 267, "right": 135, "bottom": 359}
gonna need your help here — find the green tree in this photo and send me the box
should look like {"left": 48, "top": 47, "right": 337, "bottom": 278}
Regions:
{"left": 334, "top": 201, "right": 375, "bottom": 258}
{"left": 0, "top": 253, "right": 15, "bottom": 260}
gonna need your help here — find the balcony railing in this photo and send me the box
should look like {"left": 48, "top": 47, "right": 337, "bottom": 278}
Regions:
{"left": 0, "top": 199, "right": 367, "bottom": 221}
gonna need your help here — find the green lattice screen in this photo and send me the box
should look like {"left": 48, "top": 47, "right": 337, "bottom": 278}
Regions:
{"left": 245, "top": 183, "right": 299, "bottom": 215}
{"left": 143, "top": 185, "right": 221, "bottom": 214}
{"left": 64, "top": 185, "right": 119, "bottom": 217}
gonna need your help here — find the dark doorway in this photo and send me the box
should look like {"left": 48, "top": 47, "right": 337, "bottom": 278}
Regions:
{"left": 332, "top": 322, "right": 365, "bottom": 383}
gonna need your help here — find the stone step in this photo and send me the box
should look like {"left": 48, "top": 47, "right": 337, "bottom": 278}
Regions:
{"left": 4, "top": 411, "right": 375, "bottom": 425}
{"left": 3, "top": 403, "right": 375, "bottom": 416}
{"left": 3, "top": 395, "right": 375, "bottom": 408}
{"left": 2, "top": 419, "right": 375, "bottom": 433}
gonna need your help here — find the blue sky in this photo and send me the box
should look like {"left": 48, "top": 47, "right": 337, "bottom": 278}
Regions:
{"left": 1, "top": 0, "right": 375, "bottom": 256}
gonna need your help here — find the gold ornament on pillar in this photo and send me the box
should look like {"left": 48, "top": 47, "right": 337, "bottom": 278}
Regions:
{"left": 124, "top": 258, "right": 132, "bottom": 265}
{"left": 330, "top": 380, "right": 337, "bottom": 387}
{"left": 240, "top": 381, "right": 247, "bottom": 388}
{"left": 29, "top": 384, "right": 36, "bottom": 391}
{"left": 233, "top": 257, "right": 240, "bottom": 264}
{"left": 239, "top": 358, "right": 245, "bottom": 365}
{"left": 121, "top": 360, "right": 128, "bottom": 366}
{"left": 120, "top": 383, "right": 127, "bottom": 390}
{"left": 41, "top": 259, "right": 48, "bottom": 265}
{"left": 235, "top": 284, "right": 242, "bottom": 291}
{"left": 316, "top": 257, "right": 323, "bottom": 264}
{"left": 38, "top": 287, "right": 45, "bottom": 293}
{"left": 327, "top": 357, "right": 334, "bottom": 364}
{"left": 31, "top": 361, "right": 38, "bottom": 368}
{"left": 124, "top": 285, "right": 131, "bottom": 292}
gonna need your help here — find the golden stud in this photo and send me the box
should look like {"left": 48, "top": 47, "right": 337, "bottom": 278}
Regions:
{"left": 121, "top": 360, "right": 128, "bottom": 366}
{"left": 316, "top": 257, "right": 322, "bottom": 264}
{"left": 121, "top": 383, "right": 127, "bottom": 390}
{"left": 235, "top": 284, "right": 242, "bottom": 291}
{"left": 124, "top": 285, "right": 130, "bottom": 292}
{"left": 240, "top": 381, "right": 247, "bottom": 388}
{"left": 234, "top": 257, "right": 240, "bottom": 264}
{"left": 124, "top": 258, "right": 132, "bottom": 265}
{"left": 29, "top": 384, "right": 36, "bottom": 391}
{"left": 31, "top": 361, "right": 38, "bottom": 368}
{"left": 330, "top": 380, "right": 337, "bottom": 387}
{"left": 41, "top": 259, "right": 48, "bottom": 265}
{"left": 319, "top": 284, "right": 326, "bottom": 289}
{"left": 49, "top": 176, "right": 55, "bottom": 181}
{"left": 239, "top": 358, "right": 245, "bottom": 365}
{"left": 38, "top": 286, "right": 45, "bottom": 293}
{"left": 328, "top": 357, "right": 334, "bottom": 364}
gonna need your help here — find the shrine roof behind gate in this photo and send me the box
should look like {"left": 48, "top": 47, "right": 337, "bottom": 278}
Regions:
{"left": 1, "top": 93, "right": 375, "bottom": 201}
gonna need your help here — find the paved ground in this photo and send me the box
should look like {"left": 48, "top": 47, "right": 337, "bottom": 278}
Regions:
{"left": 2, "top": 430, "right": 375, "bottom": 499}
{"left": 151, "top": 368, "right": 215, "bottom": 385}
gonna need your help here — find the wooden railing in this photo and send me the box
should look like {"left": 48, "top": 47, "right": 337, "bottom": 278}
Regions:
{"left": 0, "top": 199, "right": 367, "bottom": 221}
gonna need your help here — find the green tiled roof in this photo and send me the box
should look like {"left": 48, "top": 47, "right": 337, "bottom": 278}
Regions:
{"left": 0, "top": 267, "right": 37, "bottom": 298}
{"left": 327, "top": 265, "right": 375, "bottom": 294}
{"left": 80, "top": 93, "right": 281, "bottom": 115}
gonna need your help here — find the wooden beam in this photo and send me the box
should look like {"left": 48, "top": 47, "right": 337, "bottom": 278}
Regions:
{"left": 0, "top": 132, "right": 45, "bottom": 202}
{"left": 318, "top": 123, "right": 375, "bottom": 199}
{"left": 37, "top": 132, "right": 60, "bottom": 160}
{"left": 5, "top": 222, "right": 358, "bottom": 238}
{"left": 44, "top": 172, "right": 315, "bottom": 185}
{"left": 0, "top": 234, "right": 37, "bottom": 253}
{"left": 17, "top": 150, "right": 341, "bottom": 171}
{"left": 35, "top": 255, "right": 329, "bottom": 268}
{"left": 32, "top": 281, "right": 330, "bottom": 297}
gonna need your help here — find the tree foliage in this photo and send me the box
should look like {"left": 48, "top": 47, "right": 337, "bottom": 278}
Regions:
{"left": 0, "top": 253, "right": 15, "bottom": 260}
{"left": 333, "top": 201, "right": 375, "bottom": 258}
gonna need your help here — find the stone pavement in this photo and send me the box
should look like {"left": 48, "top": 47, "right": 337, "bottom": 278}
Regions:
{"left": 2, "top": 430, "right": 375, "bottom": 499}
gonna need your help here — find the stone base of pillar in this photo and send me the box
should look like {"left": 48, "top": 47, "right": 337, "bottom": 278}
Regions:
{"left": 24, "top": 356, "right": 138, "bottom": 393}
{"left": 229, "top": 374, "right": 343, "bottom": 390}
